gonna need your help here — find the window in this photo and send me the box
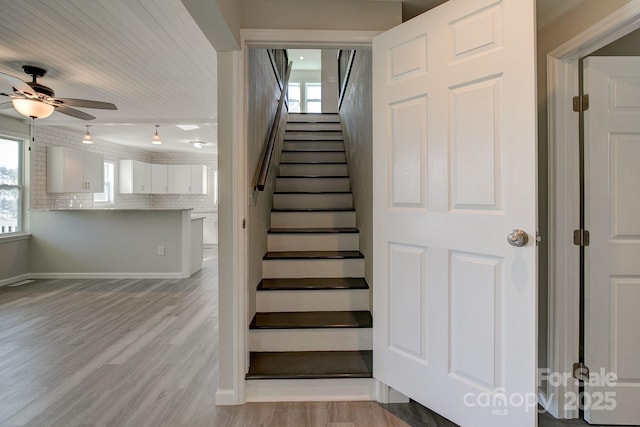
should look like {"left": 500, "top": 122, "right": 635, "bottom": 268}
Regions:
{"left": 0, "top": 137, "right": 23, "bottom": 234}
{"left": 287, "top": 83, "right": 301, "bottom": 113}
{"left": 93, "top": 162, "right": 114, "bottom": 204}
{"left": 305, "top": 83, "right": 322, "bottom": 113}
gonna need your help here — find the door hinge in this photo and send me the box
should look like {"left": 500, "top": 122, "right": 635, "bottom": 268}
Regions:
{"left": 573, "top": 362, "right": 590, "bottom": 382}
{"left": 536, "top": 231, "right": 542, "bottom": 246}
{"left": 573, "top": 229, "right": 590, "bottom": 246}
{"left": 242, "top": 218, "right": 246, "bottom": 229}
{"left": 573, "top": 94, "right": 589, "bottom": 112}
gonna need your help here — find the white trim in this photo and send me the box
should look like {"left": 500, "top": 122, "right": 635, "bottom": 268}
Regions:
{"left": 0, "top": 233, "right": 31, "bottom": 243}
{"left": 546, "top": 2, "right": 640, "bottom": 419}
{"left": 241, "top": 29, "right": 380, "bottom": 48}
{"left": 246, "top": 378, "right": 377, "bottom": 402}
{"left": 375, "top": 380, "right": 410, "bottom": 404}
{"left": 215, "top": 389, "right": 239, "bottom": 406}
{"left": 27, "top": 272, "right": 184, "bottom": 280}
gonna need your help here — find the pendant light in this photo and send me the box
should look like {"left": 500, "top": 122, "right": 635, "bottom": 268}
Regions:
{"left": 152, "top": 125, "right": 162, "bottom": 145}
{"left": 82, "top": 125, "right": 93, "bottom": 144}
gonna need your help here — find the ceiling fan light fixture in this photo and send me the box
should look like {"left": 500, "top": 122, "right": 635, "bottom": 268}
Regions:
{"left": 12, "top": 98, "right": 54, "bottom": 119}
{"left": 152, "top": 125, "right": 162, "bottom": 145}
{"left": 82, "top": 125, "right": 93, "bottom": 144}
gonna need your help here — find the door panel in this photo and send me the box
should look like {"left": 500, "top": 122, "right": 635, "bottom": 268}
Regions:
{"left": 584, "top": 56, "right": 640, "bottom": 425}
{"left": 373, "top": 1, "right": 537, "bottom": 426}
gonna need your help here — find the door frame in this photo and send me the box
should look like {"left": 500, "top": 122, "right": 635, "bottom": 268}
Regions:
{"left": 546, "top": 2, "right": 640, "bottom": 419}
{"left": 224, "top": 28, "right": 379, "bottom": 405}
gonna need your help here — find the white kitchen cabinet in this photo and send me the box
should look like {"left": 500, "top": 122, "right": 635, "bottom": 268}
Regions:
{"left": 47, "top": 146, "right": 104, "bottom": 193}
{"left": 151, "top": 164, "right": 168, "bottom": 194}
{"left": 119, "top": 160, "right": 151, "bottom": 194}
{"left": 168, "top": 165, "right": 192, "bottom": 193}
{"left": 190, "top": 165, "right": 207, "bottom": 194}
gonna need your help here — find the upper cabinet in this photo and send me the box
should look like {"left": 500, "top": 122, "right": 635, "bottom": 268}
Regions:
{"left": 119, "top": 160, "right": 151, "bottom": 194}
{"left": 119, "top": 161, "right": 207, "bottom": 194}
{"left": 168, "top": 164, "right": 207, "bottom": 194}
{"left": 47, "top": 146, "right": 104, "bottom": 194}
{"left": 151, "top": 164, "right": 168, "bottom": 194}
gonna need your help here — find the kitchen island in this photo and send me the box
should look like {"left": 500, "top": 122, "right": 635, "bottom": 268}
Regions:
{"left": 29, "top": 209, "right": 203, "bottom": 279}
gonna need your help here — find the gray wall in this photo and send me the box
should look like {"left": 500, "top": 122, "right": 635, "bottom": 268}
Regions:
{"left": 246, "top": 49, "right": 285, "bottom": 322}
{"left": 339, "top": 50, "right": 373, "bottom": 296}
{"left": 29, "top": 210, "right": 185, "bottom": 276}
{"left": 0, "top": 238, "right": 30, "bottom": 284}
{"left": 322, "top": 49, "right": 339, "bottom": 113}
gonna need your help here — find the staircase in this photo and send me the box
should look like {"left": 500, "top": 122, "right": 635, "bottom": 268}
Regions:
{"left": 246, "top": 113, "right": 374, "bottom": 401}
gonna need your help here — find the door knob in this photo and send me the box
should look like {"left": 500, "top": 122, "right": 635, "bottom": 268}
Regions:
{"left": 507, "top": 229, "right": 528, "bottom": 247}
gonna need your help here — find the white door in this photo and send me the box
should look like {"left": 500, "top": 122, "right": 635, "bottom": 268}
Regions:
{"left": 583, "top": 56, "right": 640, "bottom": 425}
{"left": 372, "top": 1, "right": 537, "bottom": 426}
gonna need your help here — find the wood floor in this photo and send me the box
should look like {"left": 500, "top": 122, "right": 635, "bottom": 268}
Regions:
{"left": 0, "top": 247, "right": 596, "bottom": 426}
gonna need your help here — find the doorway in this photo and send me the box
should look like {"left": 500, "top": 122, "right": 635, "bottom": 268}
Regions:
{"left": 547, "top": 5, "right": 640, "bottom": 424}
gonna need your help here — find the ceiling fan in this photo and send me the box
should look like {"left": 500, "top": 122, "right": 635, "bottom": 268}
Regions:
{"left": 0, "top": 65, "right": 117, "bottom": 120}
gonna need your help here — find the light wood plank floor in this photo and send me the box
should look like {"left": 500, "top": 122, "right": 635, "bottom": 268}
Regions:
{"left": 0, "top": 247, "right": 595, "bottom": 426}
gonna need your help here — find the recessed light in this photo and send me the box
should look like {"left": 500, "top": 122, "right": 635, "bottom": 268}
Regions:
{"left": 299, "top": 56, "right": 304, "bottom": 60}
{"left": 176, "top": 124, "right": 200, "bottom": 131}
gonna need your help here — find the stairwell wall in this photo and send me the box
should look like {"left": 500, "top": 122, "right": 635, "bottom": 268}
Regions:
{"left": 247, "top": 48, "right": 287, "bottom": 322}
{"left": 339, "top": 50, "right": 373, "bottom": 303}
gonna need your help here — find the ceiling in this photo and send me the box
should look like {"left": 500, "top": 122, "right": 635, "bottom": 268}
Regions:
{"left": 0, "top": 1, "right": 579, "bottom": 155}
{"left": 0, "top": 1, "right": 217, "bottom": 153}
{"left": 288, "top": 49, "right": 323, "bottom": 71}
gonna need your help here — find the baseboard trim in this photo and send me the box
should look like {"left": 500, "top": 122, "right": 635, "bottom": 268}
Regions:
{"left": 246, "top": 378, "right": 376, "bottom": 402}
{"left": 28, "top": 272, "right": 184, "bottom": 280}
{"left": 215, "top": 388, "right": 241, "bottom": 406}
{"left": 0, "top": 273, "right": 32, "bottom": 288}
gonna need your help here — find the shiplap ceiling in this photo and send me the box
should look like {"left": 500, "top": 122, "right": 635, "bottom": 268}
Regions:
{"left": 0, "top": 0, "right": 217, "bottom": 153}
{"left": 0, "top": 1, "right": 581, "bottom": 154}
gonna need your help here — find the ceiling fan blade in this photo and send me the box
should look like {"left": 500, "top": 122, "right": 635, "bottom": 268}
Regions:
{"left": 54, "top": 104, "right": 96, "bottom": 120}
{"left": 0, "top": 71, "right": 35, "bottom": 95}
{"left": 50, "top": 97, "right": 117, "bottom": 110}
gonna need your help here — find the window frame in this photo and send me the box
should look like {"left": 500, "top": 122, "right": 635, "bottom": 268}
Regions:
{"left": 93, "top": 161, "right": 115, "bottom": 205}
{"left": 0, "top": 136, "right": 24, "bottom": 236}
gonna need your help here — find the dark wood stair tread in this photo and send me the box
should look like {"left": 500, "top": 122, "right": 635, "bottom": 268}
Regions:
{"left": 272, "top": 208, "right": 355, "bottom": 212}
{"left": 277, "top": 175, "right": 349, "bottom": 178}
{"left": 280, "top": 161, "right": 347, "bottom": 165}
{"left": 250, "top": 311, "right": 372, "bottom": 329}
{"left": 282, "top": 149, "right": 345, "bottom": 153}
{"left": 263, "top": 251, "right": 363, "bottom": 260}
{"left": 269, "top": 227, "right": 358, "bottom": 234}
{"left": 246, "top": 350, "right": 372, "bottom": 379}
{"left": 274, "top": 191, "right": 352, "bottom": 195}
{"left": 258, "top": 277, "right": 369, "bottom": 291}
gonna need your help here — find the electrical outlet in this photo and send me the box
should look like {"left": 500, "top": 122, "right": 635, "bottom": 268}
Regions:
{"left": 157, "top": 246, "right": 165, "bottom": 256}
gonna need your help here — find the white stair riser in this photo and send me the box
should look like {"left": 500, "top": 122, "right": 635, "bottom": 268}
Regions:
{"left": 286, "top": 131, "right": 342, "bottom": 140}
{"left": 284, "top": 141, "right": 344, "bottom": 151}
{"left": 279, "top": 163, "right": 348, "bottom": 176}
{"left": 249, "top": 328, "right": 372, "bottom": 351}
{"left": 288, "top": 114, "right": 339, "bottom": 123}
{"left": 270, "top": 211, "right": 356, "bottom": 229}
{"left": 281, "top": 151, "right": 346, "bottom": 163}
{"left": 286, "top": 123, "right": 342, "bottom": 131}
{"left": 246, "top": 378, "right": 376, "bottom": 402}
{"left": 256, "top": 289, "right": 369, "bottom": 311}
{"left": 262, "top": 258, "right": 364, "bottom": 278}
{"left": 268, "top": 233, "right": 359, "bottom": 251}
{"left": 276, "top": 177, "right": 350, "bottom": 193}
{"left": 273, "top": 193, "right": 353, "bottom": 209}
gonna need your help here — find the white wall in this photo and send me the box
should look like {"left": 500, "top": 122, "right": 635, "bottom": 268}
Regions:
{"left": 339, "top": 50, "right": 373, "bottom": 298}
